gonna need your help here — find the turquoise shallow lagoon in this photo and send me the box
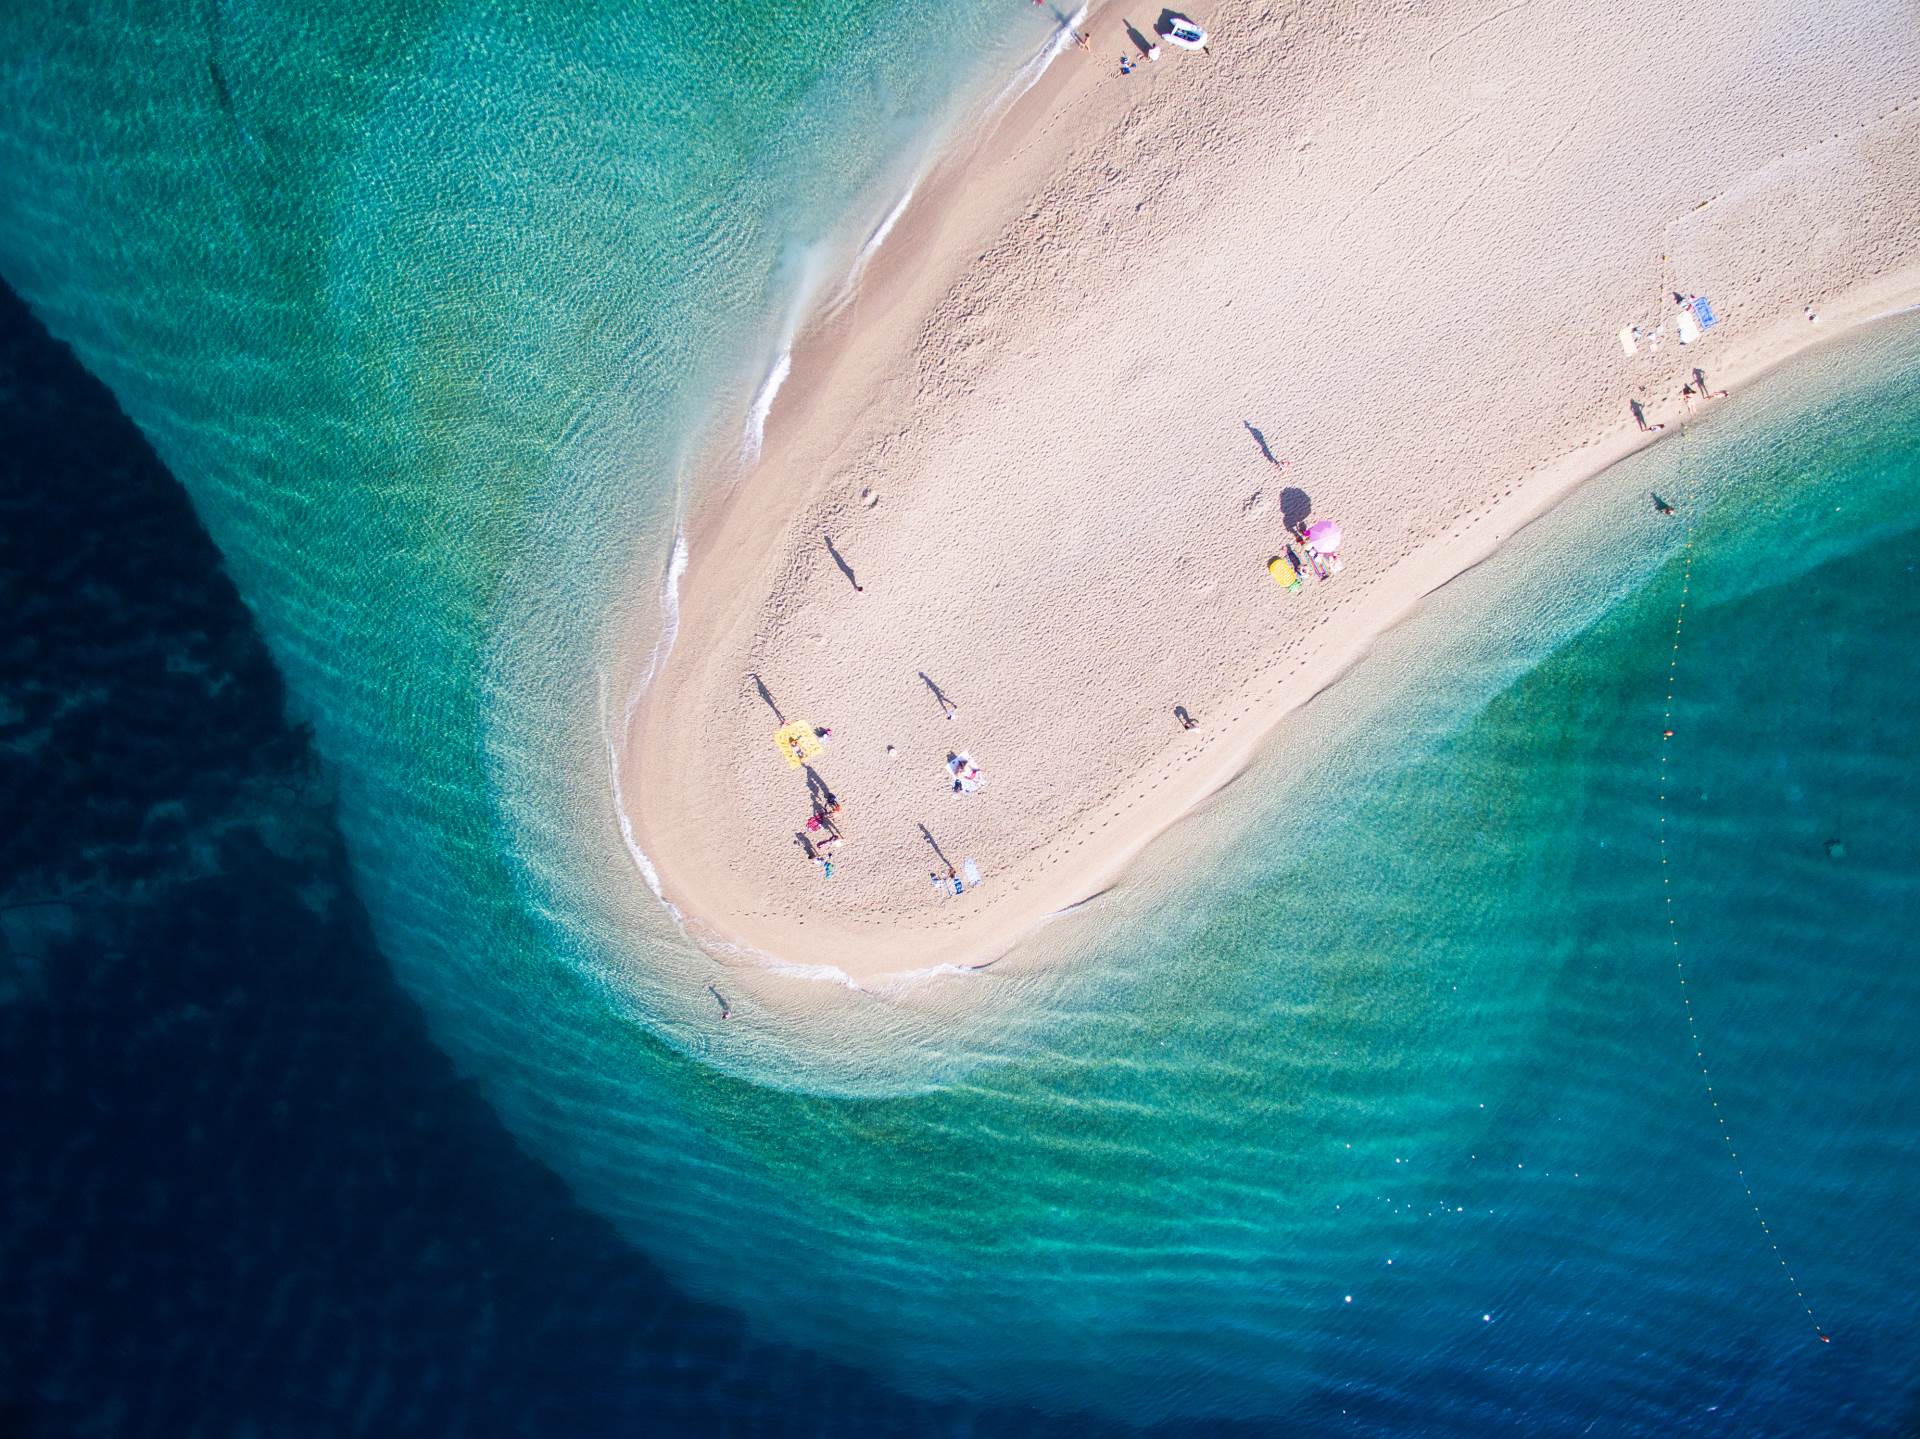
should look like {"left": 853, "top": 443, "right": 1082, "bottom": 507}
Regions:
{"left": 3, "top": 0, "right": 1918, "bottom": 1428}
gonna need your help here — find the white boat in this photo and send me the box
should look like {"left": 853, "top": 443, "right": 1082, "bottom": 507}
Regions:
{"left": 1162, "top": 14, "right": 1208, "bottom": 49}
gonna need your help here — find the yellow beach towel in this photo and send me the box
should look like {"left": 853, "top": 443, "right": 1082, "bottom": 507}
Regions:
{"left": 774, "top": 722, "right": 822, "bottom": 769}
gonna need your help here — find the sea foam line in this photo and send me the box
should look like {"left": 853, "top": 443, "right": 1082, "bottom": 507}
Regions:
{"left": 600, "top": 667, "right": 672, "bottom": 908}
{"left": 740, "top": 346, "right": 792, "bottom": 465}
{"left": 830, "top": 175, "right": 923, "bottom": 309}
{"left": 598, "top": 523, "right": 687, "bottom": 914}
{"left": 756, "top": 957, "right": 866, "bottom": 991}
{"left": 984, "top": 4, "right": 1088, "bottom": 124}
{"left": 637, "top": 528, "right": 689, "bottom": 693}
{"left": 743, "top": 9, "right": 1083, "bottom": 463}
{"left": 835, "top": 8, "right": 1084, "bottom": 309}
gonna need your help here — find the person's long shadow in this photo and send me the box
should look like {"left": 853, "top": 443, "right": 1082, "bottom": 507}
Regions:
{"left": 750, "top": 672, "right": 785, "bottom": 725}
{"left": 802, "top": 763, "right": 836, "bottom": 812}
{"left": 1123, "top": 18, "right": 1153, "bottom": 53}
{"left": 918, "top": 671, "right": 956, "bottom": 717}
{"left": 823, "top": 535, "right": 861, "bottom": 592}
{"left": 918, "top": 823, "right": 953, "bottom": 872}
{"left": 1243, "top": 420, "right": 1280, "bottom": 466}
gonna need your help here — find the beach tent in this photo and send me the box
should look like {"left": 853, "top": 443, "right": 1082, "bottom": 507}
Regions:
{"left": 774, "top": 722, "right": 823, "bottom": 769}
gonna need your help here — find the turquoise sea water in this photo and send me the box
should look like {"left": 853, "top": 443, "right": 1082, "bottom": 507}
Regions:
{"left": 3, "top": 2, "right": 1917, "bottom": 1429}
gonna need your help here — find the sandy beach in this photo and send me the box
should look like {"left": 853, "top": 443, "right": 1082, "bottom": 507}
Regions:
{"left": 620, "top": 0, "right": 1920, "bottom": 992}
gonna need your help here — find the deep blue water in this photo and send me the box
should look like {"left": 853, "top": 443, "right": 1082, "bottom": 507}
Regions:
{"left": 0, "top": 282, "right": 1143, "bottom": 1439}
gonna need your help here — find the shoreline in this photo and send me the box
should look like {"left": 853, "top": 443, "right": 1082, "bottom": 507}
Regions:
{"left": 616, "top": 0, "right": 1920, "bottom": 995}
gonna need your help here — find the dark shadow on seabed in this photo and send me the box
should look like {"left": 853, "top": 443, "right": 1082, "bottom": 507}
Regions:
{"left": 0, "top": 281, "right": 1309, "bottom": 1439}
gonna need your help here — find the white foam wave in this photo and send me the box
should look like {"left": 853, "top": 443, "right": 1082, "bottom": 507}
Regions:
{"left": 862, "top": 179, "right": 917, "bottom": 262}
{"left": 600, "top": 672, "right": 670, "bottom": 907}
{"left": 830, "top": 10, "right": 1084, "bottom": 314}
{"left": 603, "top": 527, "right": 691, "bottom": 905}
{"left": 746, "top": 9, "right": 1084, "bottom": 458}
{"left": 833, "top": 176, "right": 922, "bottom": 305}
{"left": 761, "top": 957, "right": 866, "bottom": 991}
{"left": 984, "top": 4, "right": 1088, "bottom": 124}
{"left": 637, "top": 529, "right": 689, "bottom": 693}
{"left": 871, "top": 960, "right": 992, "bottom": 990}
{"left": 741, "top": 346, "right": 792, "bottom": 465}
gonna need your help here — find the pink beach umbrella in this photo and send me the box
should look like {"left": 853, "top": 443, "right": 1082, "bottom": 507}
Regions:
{"left": 1304, "top": 519, "right": 1344, "bottom": 553}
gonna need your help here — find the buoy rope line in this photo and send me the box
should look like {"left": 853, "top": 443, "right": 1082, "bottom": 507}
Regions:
{"left": 1656, "top": 427, "right": 1830, "bottom": 1344}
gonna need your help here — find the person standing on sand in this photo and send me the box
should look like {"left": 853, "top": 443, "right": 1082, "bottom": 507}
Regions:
{"left": 1692, "top": 370, "right": 1730, "bottom": 401}
{"left": 1631, "top": 399, "right": 1665, "bottom": 434}
{"left": 1075, "top": 29, "right": 1090, "bottom": 51}
{"left": 1680, "top": 381, "right": 1727, "bottom": 414}
{"left": 1175, "top": 706, "right": 1199, "bottom": 731}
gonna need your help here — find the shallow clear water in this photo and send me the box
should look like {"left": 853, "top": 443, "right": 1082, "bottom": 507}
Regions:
{"left": 3, "top": 2, "right": 1918, "bottom": 1429}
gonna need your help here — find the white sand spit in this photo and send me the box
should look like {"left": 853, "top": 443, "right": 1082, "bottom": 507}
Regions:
{"left": 621, "top": 0, "right": 1920, "bottom": 993}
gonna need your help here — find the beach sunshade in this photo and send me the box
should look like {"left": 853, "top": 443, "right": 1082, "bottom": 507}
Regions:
{"left": 774, "top": 722, "right": 822, "bottom": 769}
{"left": 1304, "top": 519, "right": 1343, "bottom": 552}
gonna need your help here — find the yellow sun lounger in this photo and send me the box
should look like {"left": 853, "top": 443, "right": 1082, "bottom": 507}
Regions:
{"left": 774, "top": 722, "right": 823, "bottom": 769}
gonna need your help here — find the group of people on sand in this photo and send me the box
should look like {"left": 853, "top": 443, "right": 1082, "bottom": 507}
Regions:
{"left": 1631, "top": 369, "right": 1730, "bottom": 434}
{"left": 785, "top": 547, "right": 990, "bottom": 891}
{"left": 1630, "top": 369, "right": 1732, "bottom": 519}
{"left": 803, "top": 795, "right": 844, "bottom": 870}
